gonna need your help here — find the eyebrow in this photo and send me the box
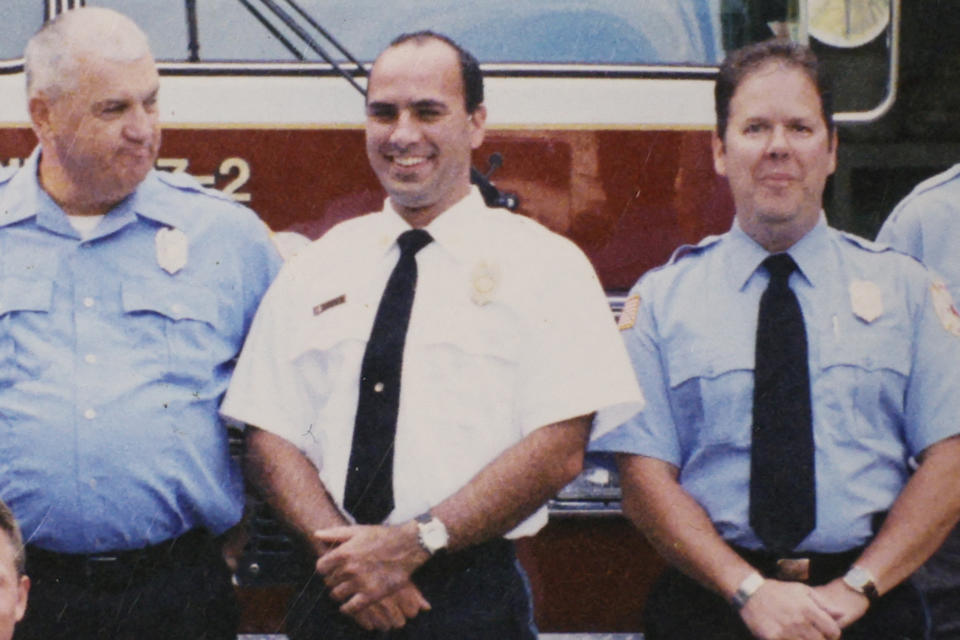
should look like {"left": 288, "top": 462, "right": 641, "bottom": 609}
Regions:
{"left": 366, "top": 99, "right": 449, "bottom": 111}
{"left": 92, "top": 88, "right": 159, "bottom": 109}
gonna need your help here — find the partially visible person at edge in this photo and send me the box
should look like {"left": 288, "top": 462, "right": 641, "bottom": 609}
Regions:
{"left": 592, "top": 39, "right": 960, "bottom": 640}
{"left": 877, "top": 166, "right": 960, "bottom": 640}
{"left": 0, "top": 7, "right": 281, "bottom": 639}
{"left": 0, "top": 501, "right": 28, "bottom": 640}
{"left": 221, "top": 30, "right": 644, "bottom": 639}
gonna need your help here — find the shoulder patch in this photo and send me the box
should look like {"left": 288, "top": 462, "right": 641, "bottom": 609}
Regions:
{"left": 931, "top": 279, "right": 960, "bottom": 337}
{"left": 155, "top": 170, "right": 233, "bottom": 202}
{"left": 667, "top": 234, "right": 722, "bottom": 265}
{"left": 618, "top": 295, "right": 641, "bottom": 330}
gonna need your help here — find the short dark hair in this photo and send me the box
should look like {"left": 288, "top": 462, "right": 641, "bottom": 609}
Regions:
{"left": 715, "top": 39, "right": 834, "bottom": 140}
{"left": 384, "top": 30, "right": 484, "bottom": 114}
{"left": 0, "top": 501, "right": 24, "bottom": 577}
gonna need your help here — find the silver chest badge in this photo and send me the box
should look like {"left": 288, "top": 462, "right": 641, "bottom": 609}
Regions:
{"left": 155, "top": 227, "right": 189, "bottom": 275}
{"left": 849, "top": 280, "right": 883, "bottom": 323}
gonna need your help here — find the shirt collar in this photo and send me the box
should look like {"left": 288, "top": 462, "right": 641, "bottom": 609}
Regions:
{"left": 379, "top": 187, "right": 488, "bottom": 260}
{"left": 125, "top": 173, "right": 192, "bottom": 230}
{"left": 727, "top": 212, "right": 831, "bottom": 290}
{"left": 0, "top": 147, "right": 57, "bottom": 230}
{"left": 0, "top": 146, "right": 177, "bottom": 236}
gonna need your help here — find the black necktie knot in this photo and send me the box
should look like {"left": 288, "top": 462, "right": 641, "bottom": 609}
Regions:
{"left": 397, "top": 229, "right": 433, "bottom": 256}
{"left": 762, "top": 253, "right": 797, "bottom": 282}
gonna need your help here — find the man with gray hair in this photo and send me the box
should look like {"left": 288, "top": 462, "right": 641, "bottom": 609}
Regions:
{"left": 1, "top": 7, "right": 281, "bottom": 639}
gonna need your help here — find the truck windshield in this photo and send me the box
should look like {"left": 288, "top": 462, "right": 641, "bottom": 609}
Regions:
{"left": 1, "top": 0, "right": 824, "bottom": 66}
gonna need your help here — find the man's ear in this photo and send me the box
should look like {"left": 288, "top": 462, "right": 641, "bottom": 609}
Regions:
{"left": 28, "top": 95, "right": 52, "bottom": 139}
{"left": 711, "top": 131, "right": 727, "bottom": 177}
{"left": 468, "top": 104, "right": 487, "bottom": 150}
{"left": 14, "top": 575, "right": 28, "bottom": 623}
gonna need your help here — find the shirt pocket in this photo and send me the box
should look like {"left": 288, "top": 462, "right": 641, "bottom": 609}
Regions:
{"left": 0, "top": 277, "right": 54, "bottom": 384}
{"left": 414, "top": 311, "right": 522, "bottom": 453}
{"left": 819, "top": 329, "right": 910, "bottom": 441}
{"left": 289, "top": 301, "right": 371, "bottom": 412}
{"left": 121, "top": 279, "right": 222, "bottom": 384}
{"left": 666, "top": 342, "right": 754, "bottom": 448}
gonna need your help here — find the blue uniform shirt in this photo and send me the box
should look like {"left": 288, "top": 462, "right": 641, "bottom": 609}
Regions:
{"left": 593, "top": 216, "right": 960, "bottom": 552}
{"left": 878, "top": 164, "right": 960, "bottom": 299}
{"left": 0, "top": 148, "right": 282, "bottom": 553}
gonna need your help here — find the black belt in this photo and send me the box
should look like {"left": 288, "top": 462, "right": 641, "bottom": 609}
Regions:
{"left": 733, "top": 545, "right": 864, "bottom": 585}
{"left": 26, "top": 529, "right": 220, "bottom": 588}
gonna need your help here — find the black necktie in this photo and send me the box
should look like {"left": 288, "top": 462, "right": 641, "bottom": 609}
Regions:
{"left": 749, "top": 253, "right": 815, "bottom": 553}
{"left": 344, "top": 228, "right": 433, "bottom": 524}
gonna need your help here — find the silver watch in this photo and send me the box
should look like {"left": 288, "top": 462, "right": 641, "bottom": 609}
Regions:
{"left": 415, "top": 512, "right": 449, "bottom": 555}
{"left": 842, "top": 565, "right": 879, "bottom": 602}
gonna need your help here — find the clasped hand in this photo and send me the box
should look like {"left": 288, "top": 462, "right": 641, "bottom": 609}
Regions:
{"left": 740, "top": 578, "right": 869, "bottom": 640}
{"left": 313, "top": 524, "right": 432, "bottom": 631}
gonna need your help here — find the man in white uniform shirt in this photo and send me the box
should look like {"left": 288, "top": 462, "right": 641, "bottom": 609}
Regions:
{"left": 222, "top": 30, "right": 642, "bottom": 639}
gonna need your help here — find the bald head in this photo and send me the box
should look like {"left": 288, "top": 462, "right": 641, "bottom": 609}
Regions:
{"left": 25, "top": 7, "right": 152, "bottom": 101}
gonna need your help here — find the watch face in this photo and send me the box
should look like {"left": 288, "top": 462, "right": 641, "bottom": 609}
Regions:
{"left": 847, "top": 568, "right": 867, "bottom": 587}
{"left": 418, "top": 518, "right": 448, "bottom": 553}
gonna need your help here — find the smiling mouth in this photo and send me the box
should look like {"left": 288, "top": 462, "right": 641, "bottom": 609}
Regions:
{"left": 391, "top": 155, "right": 429, "bottom": 168}
{"left": 760, "top": 174, "right": 798, "bottom": 186}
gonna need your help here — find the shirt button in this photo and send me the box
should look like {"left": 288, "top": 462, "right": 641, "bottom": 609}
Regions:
{"left": 373, "top": 382, "right": 384, "bottom": 393}
{"left": 83, "top": 408, "right": 97, "bottom": 420}
{"left": 84, "top": 354, "right": 97, "bottom": 364}
{"left": 83, "top": 297, "right": 95, "bottom": 308}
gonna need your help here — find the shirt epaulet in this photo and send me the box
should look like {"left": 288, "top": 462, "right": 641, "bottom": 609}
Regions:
{"left": 839, "top": 230, "right": 892, "bottom": 254}
{"left": 900, "top": 164, "right": 960, "bottom": 204}
{"left": 667, "top": 234, "right": 722, "bottom": 265}
{"left": 0, "top": 165, "right": 17, "bottom": 187}
{"left": 154, "top": 170, "right": 235, "bottom": 203}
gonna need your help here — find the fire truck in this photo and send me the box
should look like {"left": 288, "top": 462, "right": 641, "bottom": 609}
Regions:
{"left": 1, "top": 0, "right": 957, "bottom": 636}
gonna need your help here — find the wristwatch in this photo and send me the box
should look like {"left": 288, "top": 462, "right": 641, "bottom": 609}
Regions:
{"left": 415, "top": 512, "right": 449, "bottom": 556}
{"left": 842, "top": 565, "right": 879, "bottom": 602}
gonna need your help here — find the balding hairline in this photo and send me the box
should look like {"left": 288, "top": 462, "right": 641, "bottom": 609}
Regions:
{"left": 25, "top": 7, "right": 152, "bottom": 100}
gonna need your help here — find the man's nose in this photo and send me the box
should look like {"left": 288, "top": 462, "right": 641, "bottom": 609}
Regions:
{"left": 389, "top": 110, "right": 422, "bottom": 147}
{"left": 766, "top": 124, "right": 791, "bottom": 156}
{"left": 124, "top": 104, "right": 155, "bottom": 142}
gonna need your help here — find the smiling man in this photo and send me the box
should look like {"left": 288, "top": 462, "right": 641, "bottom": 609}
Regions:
{"left": 0, "top": 8, "right": 281, "bottom": 640}
{"left": 592, "top": 40, "right": 960, "bottom": 640}
{"left": 222, "top": 31, "right": 643, "bottom": 639}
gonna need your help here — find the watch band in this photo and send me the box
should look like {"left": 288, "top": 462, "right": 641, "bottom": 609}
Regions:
{"left": 731, "top": 571, "right": 766, "bottom": 610}
{"left": 842, "top": 565, "right": 880, "bottom": 602}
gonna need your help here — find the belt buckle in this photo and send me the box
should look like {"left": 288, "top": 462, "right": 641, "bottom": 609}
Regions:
{"left": 775, "top": 558, "right": 810, "bottom": 582}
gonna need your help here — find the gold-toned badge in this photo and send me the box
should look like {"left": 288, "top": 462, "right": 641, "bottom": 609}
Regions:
{"left": 931, "top": 280, "right": 960, "bottom": 337}
{"left": 618, "top": 295, "right": 641, "bottom": 330}
{"left": 470, "top": 261, "right": 499, "bottom": 306}
{"left": 849, "top": 280, "right": 883, "bottom": 323}
{"left": 155, "top": 227, "right": 188, "bottom": 275}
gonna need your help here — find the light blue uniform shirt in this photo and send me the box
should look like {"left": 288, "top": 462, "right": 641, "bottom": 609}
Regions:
{"left": 878, "top": 164, "right": 960, "bottom": 298}
{"left": 0, "top": 148, "right": 282, "bottom": 553}
{"left": 593, "top": 216, "right": 960, "bottom": 552}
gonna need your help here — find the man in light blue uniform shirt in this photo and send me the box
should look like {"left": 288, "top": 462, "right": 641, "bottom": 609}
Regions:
{"left": 0, "top": 7, "right": 281, "bottom": 639}
{"left": 593, "top": 40, "right": 960, "bottom": 640}
{"left": 877, "top": 166, "right": 960, "bottom": 639}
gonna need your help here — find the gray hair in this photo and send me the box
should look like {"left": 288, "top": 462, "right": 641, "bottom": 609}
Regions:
{"left": 0, "top": 500, "right": 24, "bottom": 577}
{"left": 25, "top": 7, "right": 152, "bottom": 100}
